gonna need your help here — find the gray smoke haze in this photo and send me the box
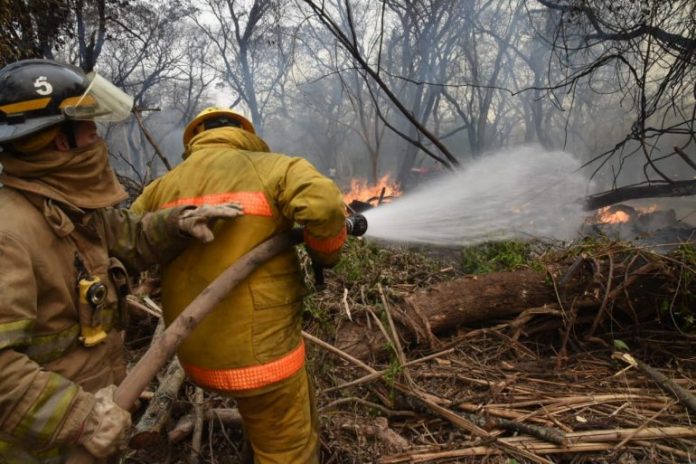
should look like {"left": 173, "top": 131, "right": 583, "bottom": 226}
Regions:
{"left": 363, "top": 146, "right": 590, "bottom": 246}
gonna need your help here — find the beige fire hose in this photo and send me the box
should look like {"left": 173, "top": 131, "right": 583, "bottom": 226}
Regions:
{"left": 66, "top": 232, "right": 296, "bottom": 464}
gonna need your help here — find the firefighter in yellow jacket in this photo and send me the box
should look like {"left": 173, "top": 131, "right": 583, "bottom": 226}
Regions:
{"left": 131, "top": 107, "right": 347, "bottom": 463}
{"left": 0, "top": 60, "right": 243, "bottom": 463}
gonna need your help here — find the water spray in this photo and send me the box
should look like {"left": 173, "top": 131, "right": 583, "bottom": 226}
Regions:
{"left": 359, "top": 147, "right": 590, "bottom": 247}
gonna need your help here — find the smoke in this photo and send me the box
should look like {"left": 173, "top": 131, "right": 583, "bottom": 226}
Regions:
{"left": 363, "top": 146, "right": 590, "bottom": 246}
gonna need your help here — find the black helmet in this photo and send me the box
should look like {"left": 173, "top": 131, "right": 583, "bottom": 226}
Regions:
{"left": 0, "top": 59, "right": 134, "bottom": 144}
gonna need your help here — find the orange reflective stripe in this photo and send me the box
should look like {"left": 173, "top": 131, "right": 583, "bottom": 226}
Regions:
{"left": 304, "top": 227, "right": 347, "bottom": 254}
{"left": 182, "top": 342, "right": 305, "bottom": 391}
{"left": 161, "top": 192, "right": 272, "bottom": 217}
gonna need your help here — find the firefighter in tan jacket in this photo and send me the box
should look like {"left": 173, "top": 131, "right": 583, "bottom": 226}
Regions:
{"left": 0, "top": 60, "right": 243, "bottom": 463}
{"left": 131, "top": 107, "right": 347, "bottom": 463}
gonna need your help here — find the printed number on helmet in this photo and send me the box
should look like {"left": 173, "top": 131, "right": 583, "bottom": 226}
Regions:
{"left": 34, "top": 76, "right": 53, "bottom": 96}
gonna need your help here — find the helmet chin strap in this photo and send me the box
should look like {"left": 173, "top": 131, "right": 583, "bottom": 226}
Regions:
{"left": 61, "top": 121, "right": 78, "bottom": 149}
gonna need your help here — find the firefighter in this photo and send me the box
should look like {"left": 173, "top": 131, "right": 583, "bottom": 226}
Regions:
{"left": 0, "top": 60, "right": 243, "bottom": 463}
{"left": 131, "top": 107, "right": 347, "bottom": 463}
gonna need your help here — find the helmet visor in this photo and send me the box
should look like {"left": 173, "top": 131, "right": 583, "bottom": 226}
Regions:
{"left": 62, "top": 72, "right": 134, "bottom": 122}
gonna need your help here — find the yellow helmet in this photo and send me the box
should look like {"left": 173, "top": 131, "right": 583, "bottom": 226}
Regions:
{"left": 183, "top": 107, "right": 254, "bottom": 146}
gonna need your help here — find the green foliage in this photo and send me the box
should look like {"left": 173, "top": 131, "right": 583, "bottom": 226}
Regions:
{"left": 613, "top": 339, "right": 630, "bottom": 351}
{"left": 0, "top": 0, "right": 75, "bottom": 67}
{"left": 303, "top": 297, "right": 330, "bottom": 325}
{"left": 659, "top": 244, "right": 696, "bottom": 331}
{"left": 383, "top": 356, "right": 402, "bottom": 388}
{"left": 675, "top": 243, "right": 696, "bottom": 279}
{"left": 333, "top": 238, "right": 445, "bottom": 286}
{"left": 460, "top": 241, "right": 538, "bottom": 274}
{"left": 333, "top": 238, "right": 377, "bottom": 283}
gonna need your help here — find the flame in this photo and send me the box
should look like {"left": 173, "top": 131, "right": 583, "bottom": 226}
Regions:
{"left": 343, "top": 174, "right": 401, "bottom": 206}
{"left": 595, "top": 205, "right": 658, "bottom": 224}
{"left": 596, "top": 207, "right": 631, "bottom": 224}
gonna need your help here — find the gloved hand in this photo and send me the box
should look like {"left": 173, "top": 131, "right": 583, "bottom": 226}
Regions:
{"left": 78, "top": 385, "right": 131, "bottom": 459}
{"left": 178, "top": 202, "right": 244, "bottom": 243}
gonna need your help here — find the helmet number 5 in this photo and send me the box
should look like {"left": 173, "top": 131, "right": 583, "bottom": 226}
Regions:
{"left": 34, "top": 76, "right": 53, "bottom": 96}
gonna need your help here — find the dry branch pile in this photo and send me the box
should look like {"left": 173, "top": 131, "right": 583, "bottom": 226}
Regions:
{"left": 123, "top": 238, "right": 696, "bottom": 464}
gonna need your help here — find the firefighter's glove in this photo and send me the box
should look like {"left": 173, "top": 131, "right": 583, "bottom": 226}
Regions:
{"left": 78, "top": 385, "right": 131, "bottom": 459}
{"left": 178, "top": 202, "right": 244, "bottom": 243}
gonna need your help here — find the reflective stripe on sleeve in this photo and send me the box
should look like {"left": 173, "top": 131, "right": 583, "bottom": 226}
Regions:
{"left": 161, "top": 192, "right": 273, "bottom": 217}
{"left": 303, "top": 227, "right": 347, "bottom": 254}
{"left": 182, "top": 341, "right": 305, "bottom": 391}
{"left": 21, "top": 324, "right": 80, "bottom": 364}
{"left": 0, "top": 319, "right": 34, "bottom": 350}
{"left": 14, "top": 373, "right": 79, "bottom": 445}
{"left": 0, "top": 440, "right": 65, "bottom": 464}
{"left": 0, "top": 320, "right": 81, "bottom": 364}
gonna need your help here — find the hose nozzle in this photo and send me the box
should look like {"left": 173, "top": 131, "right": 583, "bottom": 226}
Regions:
{"left": 345, "top": 213, "right": 368, "bottom": 237}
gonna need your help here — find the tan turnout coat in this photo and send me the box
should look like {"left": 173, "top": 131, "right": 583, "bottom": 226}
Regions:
{"left": 0, "top": 186, "right": 190, "bottom": 463}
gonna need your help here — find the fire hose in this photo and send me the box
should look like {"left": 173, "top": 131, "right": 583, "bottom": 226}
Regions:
{"left": 66, "top": 214, "right": 368, "bottom": 464}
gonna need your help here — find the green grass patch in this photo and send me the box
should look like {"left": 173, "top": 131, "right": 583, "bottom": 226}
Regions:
{"left": 460, "top": 240, "right": 539, "bottom": 274}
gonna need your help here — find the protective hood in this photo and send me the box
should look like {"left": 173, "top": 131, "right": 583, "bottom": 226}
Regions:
{"left": 184, "top": 126, "right": 270, "bottom": 159}
{"left": 0, "top": 140, "right": 128, "bottom": 208}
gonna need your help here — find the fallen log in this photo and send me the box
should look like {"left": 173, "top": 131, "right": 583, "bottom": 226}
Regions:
{"left": 336, "top": 270, "right": 573, "bottom": 360}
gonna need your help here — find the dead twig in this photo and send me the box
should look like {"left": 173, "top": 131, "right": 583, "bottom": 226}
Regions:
{"left": 619, "top": 354, "right": 696, "bottom": 415}
{"left": 378, "top": 283, "right": 417, "bottom": 389}
{"left": 321, "top": 397, "right": 418, "bottom": 418}
{"left": 133, "top": 110, "right": 172, "bottom": 171}
{"left": 378, "top": 426, "right": 696, "bottom": 463}
{"left": 303, "top": 331, "right": 552, "bottom": 464}
{"left": 189, "top": 387, "right": 205, "bottom": 464}
{"left": 589, "top": 252, "right": 614, "bottom": 338}
{"left": 673, "top": 145, "right": 696, "bottom": 172}
{"left": 168, "top": 409, "right": 243, "bottom": 444}
{"left": 322, "top": 348, "right": 455, "bottom": 394}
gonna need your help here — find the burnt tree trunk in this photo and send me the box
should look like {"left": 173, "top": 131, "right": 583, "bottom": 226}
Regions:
{"left": 335, "top": 270, "right": 568, "bottom": 361}
{"left": 584, "top": 179, "right": 696, "bottom": 210}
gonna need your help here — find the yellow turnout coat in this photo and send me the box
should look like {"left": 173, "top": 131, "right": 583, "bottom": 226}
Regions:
{"left": 131, "top": 127, "right": 346, "bottom": 394}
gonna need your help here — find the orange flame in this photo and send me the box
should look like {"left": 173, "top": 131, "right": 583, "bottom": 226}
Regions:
{"left": 596, "top": 207, "right": 631, "bottom": 224}
{"left": 595, "top": 205, "right": 657, "bottom": 224}
{"left": 343, "top": 174, "right": 401, "bottom": 206}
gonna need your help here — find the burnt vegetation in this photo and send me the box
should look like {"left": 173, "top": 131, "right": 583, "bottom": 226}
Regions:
{"left": 123, "top": 238, "right": 696, "bottom": 463}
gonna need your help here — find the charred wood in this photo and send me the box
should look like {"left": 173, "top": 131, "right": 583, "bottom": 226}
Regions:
{"left": 336, "top": 270, "right": 570, "bottom": 361}
{"left": 585, "top": 180, "right": 696, "bottom": 210}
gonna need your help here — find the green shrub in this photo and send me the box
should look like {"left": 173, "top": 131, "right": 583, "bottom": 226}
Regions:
{"left": 460, "top": 241, "right": 536, "bottom": 274}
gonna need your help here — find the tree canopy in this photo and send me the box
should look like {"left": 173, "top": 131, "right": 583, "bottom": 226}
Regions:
{"left": 0, "top": 0, "right": 694, "bottom": 204}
